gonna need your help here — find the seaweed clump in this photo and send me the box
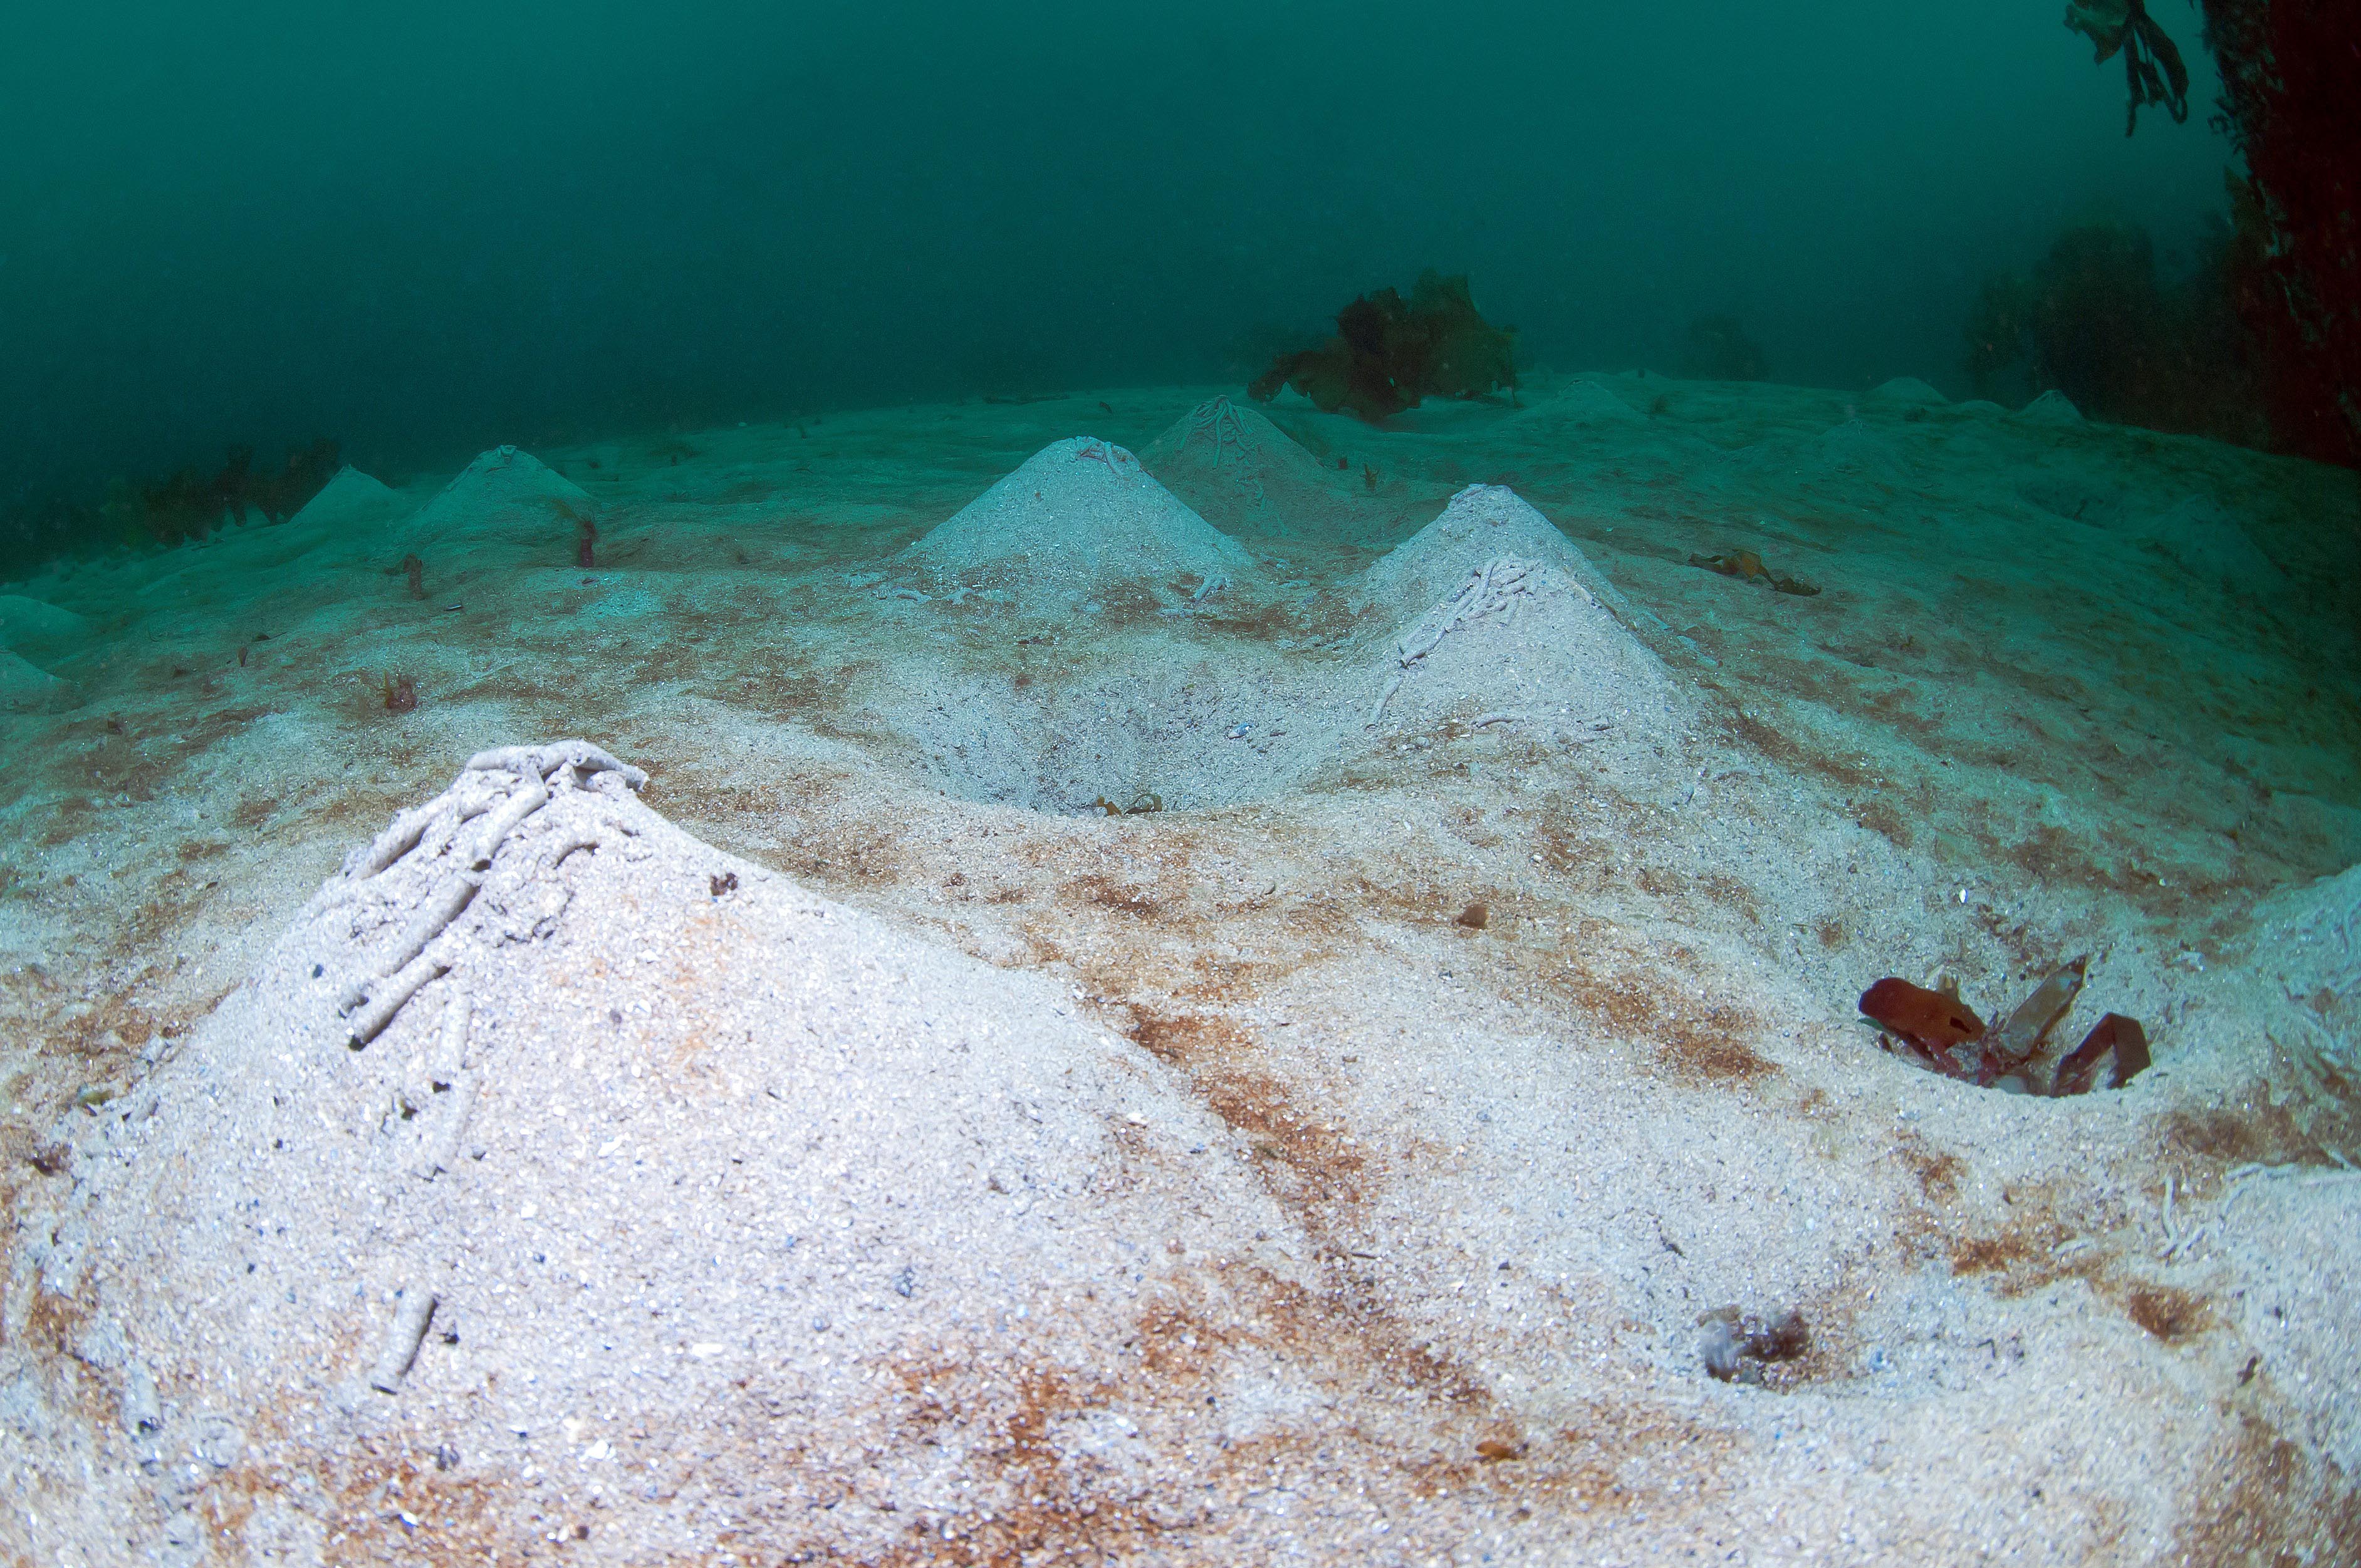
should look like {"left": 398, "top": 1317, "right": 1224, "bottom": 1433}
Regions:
{"left": 1964, "top": 219, "right": 2266, "bottom": 447}
{"left": 1248, "top": 272, "right": 1516, "bottom": 423}
{"left": 107, "top": 439, "right": 342, "bottom": 548}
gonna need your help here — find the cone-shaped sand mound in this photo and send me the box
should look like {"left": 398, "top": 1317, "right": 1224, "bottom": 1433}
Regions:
{"left": 20, "top": 742, "right": 1368, "bottom": 1562}
{"left": 1353, "top": 484, "right": 1684, "bottom": 749}
{"left": 399, "top": 444, "right": 598, "bottom": 558}
{"left": 899, "top": 436, "right": 1254, "bottom": 612}
{"left": 1138, "top": 396, "right": 1364, "bottom": 539}
{"left": 850, "top": 484, "right": 1681, "bottom": 812}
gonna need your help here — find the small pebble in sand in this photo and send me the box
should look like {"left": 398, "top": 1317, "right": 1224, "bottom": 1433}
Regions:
{"left": 1699, "top": 1304, "right": 1810, "bottom": 1384}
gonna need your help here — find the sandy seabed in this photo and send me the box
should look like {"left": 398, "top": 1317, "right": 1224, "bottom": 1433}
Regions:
{"left": 1, "top": 373, "right": 2358, "bottom": 1565}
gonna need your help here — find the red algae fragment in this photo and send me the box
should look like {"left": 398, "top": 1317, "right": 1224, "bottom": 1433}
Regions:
{"left": 2052, "top": 1012, "right": 2150, "bottom": 1096}
{"left": 1860, "top": 977, "right": 1986, "bottom": 1079}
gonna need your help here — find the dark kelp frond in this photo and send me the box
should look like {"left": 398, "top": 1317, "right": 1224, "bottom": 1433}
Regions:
{"left": 2065, "top": 0, "right": 2188, "bottom": 134}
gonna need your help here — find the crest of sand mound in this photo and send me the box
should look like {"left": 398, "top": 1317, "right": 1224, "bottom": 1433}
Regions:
{"left": 1355, "top": 482, "right": 1613, "bottom": 617}
{"left": 397, "top": 444, "right": 597, "bottom": 557}
{"left": 286, "top": 464, "right": 407, "bottom": 534}
{"left": 900, "top": 436, "right": 1253, "bottom": 605}
{"left": 2018, "top": 388, "right": 2085, "bottom": 424}
{"left": 0, "top": 594, "right": 89, "bottom": 656}
{"left": 0, "top": 595, "right": 85, "bottom": 707}
{"left": 1866, "top": 375, "right": 1946, "bottom": 405}
{"left": 1352, "top": 485, "right": 1684, "bottom": 752}
{"left": 1138, "top": 395, "right": 1360, "bottom": 538}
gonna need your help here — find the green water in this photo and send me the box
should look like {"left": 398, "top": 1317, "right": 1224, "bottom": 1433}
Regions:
{"left": 0, "top": 1, "right": 2234, "bottom": 571}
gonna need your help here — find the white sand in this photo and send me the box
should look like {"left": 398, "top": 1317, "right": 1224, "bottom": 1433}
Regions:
{"left": 2, "top": 374, "right": 2357, "bottom": 1564}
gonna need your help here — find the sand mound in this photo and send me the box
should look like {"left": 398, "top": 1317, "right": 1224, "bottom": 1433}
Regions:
{"left": 10, "top": 740, "right": 1363, "bottom": 1561}
{"left": 2018, "top": 388, "right": 2085, "bottom": 424}
{"left": 1355, "top": 483, "right": 1617, "bottom": 618}
{"left": 900, "top": 437, "right": 1254, "bottom": 610}
{"left": 0, "top": 593, "right": 88, "bottom": 656}
{"left": 827, "top": 482, "right": 1686, "bottom": 817}
{"left": 1353, "top": 485, "right": 1684, "bottom": 752}
{"left": 398, "top": 445, "right": 597, "bottom": 558}
{"left": 1138, "top": 396, "right": 1360, "bottom": 539}
{"left": 288, "top": 465, "right": 409, "bottom": 535}
{"left": 1501, "top": 378, "right": 1649, "bottom": 441}
{"left": 1867, "top": 376, "right": 1946, "bottom": 405}
{"left": 0, "top": 648, "right": 66, "bottom": 710}
{"left": 2137, "top": 495, "right": 2288, "bottom": 594}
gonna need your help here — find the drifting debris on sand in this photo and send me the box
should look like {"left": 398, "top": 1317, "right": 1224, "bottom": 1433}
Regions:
{"left": 1687, "top": 548, "right": 1822, "bottom": 596}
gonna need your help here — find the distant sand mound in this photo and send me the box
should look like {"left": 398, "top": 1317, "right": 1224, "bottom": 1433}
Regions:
{"left": 1503, "top": 376, "right": 1647, "bottom": 434}
{"left": 1139, "top": 396, "right": 1360, "bottom": 538}
{"left": 2018, "top": 389, "right": 2085, "bottom": 424}
{"left": 900, "top": 437, "right": 1254, "bottom": 610}
{"left": 288, "top": 465, "right": 409, "bottom": 534}
{"left": 399, "top": 445, "right": 598, "bottom": 558}
{"left": 1867, "top": 376, "right": 1946, "bottom": 405}
{"left": 0, "top": 594, "right": 87, "bottom": 658}
{"left": 0, "top": 648, "right": 67, "bottom": 710}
